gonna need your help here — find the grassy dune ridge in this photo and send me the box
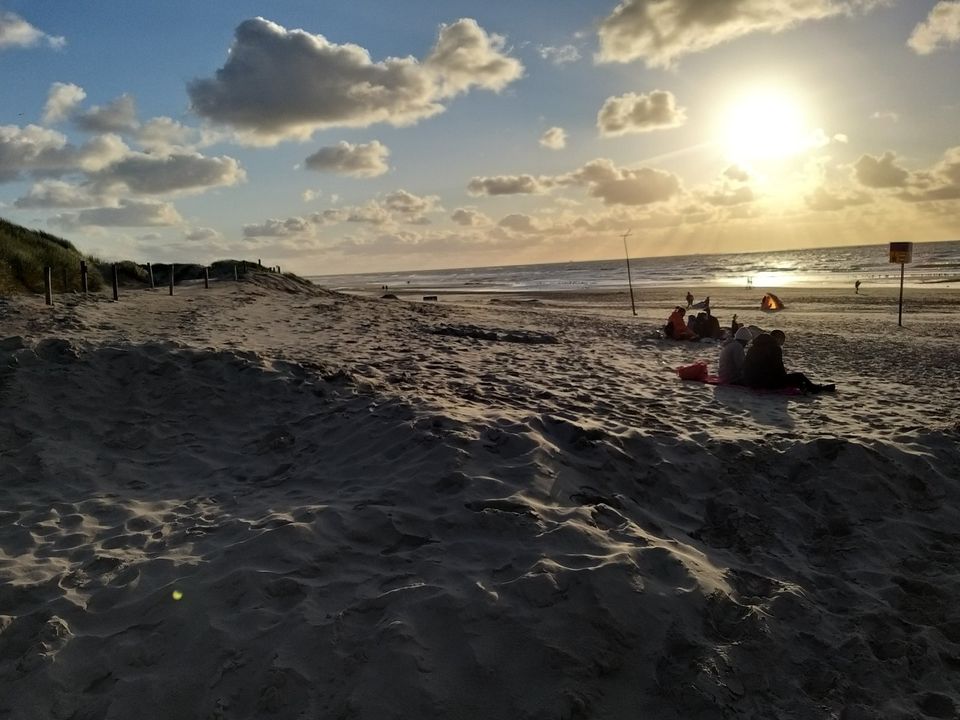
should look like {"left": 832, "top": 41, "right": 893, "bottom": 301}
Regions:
{"left": 0, "top": 218, "right": 309, "bottom": 295}
{"left": 0, "top": 218, "right": 106, "bottom": 294}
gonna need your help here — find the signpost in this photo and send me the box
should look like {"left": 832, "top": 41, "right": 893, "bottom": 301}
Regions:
{"left": 889, "top": 241, "right": 913, "bottom": 326}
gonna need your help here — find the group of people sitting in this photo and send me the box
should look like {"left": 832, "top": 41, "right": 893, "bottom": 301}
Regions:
{"left": 718, "top": 327, "right": 835, "bottom": 393}
{"left": 664, "top": 304, "right": 725, "bottom": 341}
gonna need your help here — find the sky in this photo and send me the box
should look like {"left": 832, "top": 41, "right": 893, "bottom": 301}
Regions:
{"left": 1, "top": 1, "right": 959, "bottom": 275}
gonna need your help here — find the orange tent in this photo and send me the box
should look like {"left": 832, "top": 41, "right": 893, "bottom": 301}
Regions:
{"left": 761, "top": 293, "right": 784, "bottom": 312}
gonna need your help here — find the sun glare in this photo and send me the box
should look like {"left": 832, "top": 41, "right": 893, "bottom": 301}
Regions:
{"left": 722, "top": 88, "right": 816, "bottom": 164}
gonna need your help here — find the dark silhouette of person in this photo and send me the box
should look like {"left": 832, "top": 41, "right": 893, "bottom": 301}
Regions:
{"left": 743, "top": 330, "right": 834, "bottom": 393}
{"left": 686, "top": 291, "right": 694, "bottom": 307}
{"left": 855, "top": 280, "right": 861, "bottom": 294}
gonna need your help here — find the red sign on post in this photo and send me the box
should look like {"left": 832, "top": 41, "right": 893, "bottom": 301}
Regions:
{"left": 889, "top": 241, "right": 913, "bottom": 264}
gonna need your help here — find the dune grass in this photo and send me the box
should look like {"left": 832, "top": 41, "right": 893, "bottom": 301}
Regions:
{"left": 1, "top": 217, "right": 315, "bottom": 296}
{"left": 0, "top": 218, "right": 105, "bottom": 295}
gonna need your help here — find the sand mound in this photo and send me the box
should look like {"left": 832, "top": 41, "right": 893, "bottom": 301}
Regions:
{"left": 2, "top": 332, "right": 960, "bottom": 719}
{"left": 242, "top": 272, "right": 333, "bottom": 296}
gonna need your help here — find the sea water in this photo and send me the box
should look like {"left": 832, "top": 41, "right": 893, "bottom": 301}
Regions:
{"left": 308, "top": 240, "right": 960, "bottom": 293}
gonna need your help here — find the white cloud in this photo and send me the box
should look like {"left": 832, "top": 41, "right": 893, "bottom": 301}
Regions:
{"left": 597, "top": 90, "right": 686, "bottom": 137}
{"left": 244, "top": 216, "right": 314, "bottom": 238}
{"left": 52, "top": 199, "right": 183, "bottom": 229}
{"left": 137, "top": 117, "right": 197, "bottom": 152}
{"left": 805, "top": 186, "right": 872, "bottom": 211}
{"left": 302, "top": 188, "right": 322, "bottom": 202}
{"left": 468, "top": 158, "right": 682, "bottom": 206}
{"left": 849, "top": 147, "right": 960, "bottom": 202}
{"left": 43, "top": 83, "right": 86, "bottom": 124}
{"left": 537, "top": 44, "right": 581, "bottom": 65}
{"left": 908, "top": 1, "right": 960, "bottom": 54}
{"left": 468, "top": 174, "right": 551, "bottom": 195}
{"left": 896, "top": 146, "right": 960, "bottom": 202}
{"left": 304, "top": 140, "right": 390, "bottom": 177}
{"left": 704, "top": 186, "right": 755, "bottom": 206}
{"left": 723, "top": 165, "right": 750, "bottom": 182}
{"left": 0, "top": 11, "right": 65, "bottom": 50}
{"left": 88, "top": 151, "right": 245, "bottom": 195}
{"left": 246, "top": 189, "right": 441, "bottom": 240}
{"left": 0, "top": 124, "right": 130, "bottom": 182}
{"left": 451, "top": 207, "right": 491, "bottom": 226}
{"left": 561, "top": 159, "right": 682, "bottom": 205}
{"left": 184, "top": 227, "right": 223, "bottom": 242}
{"left": 498, "top": 213, "right": 541, "bottom": 233}
{"left": 0, "top": 122, "right": 242, "bottom": 204}
{"left": 425, "top": 18, "right": 524, "bottom": 97}
{"left": 854, "top": 151, "right": 910, "bottom": 188}
{"left": 383, "top": 189, "right": 440, "bottom": 217}
{"left": 870, "top": 110, "right": 900, "bottom": 122}
{"left": 74, "top": 94, "right": 140, "bottom": 134}
{"left": 597, "top": 0, "right": 887, "bottom": 67}
{"left": 188, "top": 17, "right": 523, "bottom": 144}
{"left": 14, "top": 180, "right": 103, "bottom": 209}
{"left": 539, "top": 126, "right": 567, "bottom": 150}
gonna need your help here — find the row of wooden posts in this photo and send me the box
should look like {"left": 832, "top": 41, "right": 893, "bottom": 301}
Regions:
{"left": 43, "top": 259, "right": 282, "bottom": 305}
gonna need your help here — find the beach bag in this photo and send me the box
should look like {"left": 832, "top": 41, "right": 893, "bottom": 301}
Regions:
{"left": 676, "top": 361, "right": 708, "bottom": 381}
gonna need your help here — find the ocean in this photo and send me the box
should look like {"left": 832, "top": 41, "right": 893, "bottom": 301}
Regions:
{"left": 308, "top": 240, "right": 960, "bottom": 293}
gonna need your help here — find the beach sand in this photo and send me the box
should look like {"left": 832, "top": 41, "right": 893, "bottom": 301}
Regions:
{"left": 1, "top": 277, "right": 959, "bottom": 719}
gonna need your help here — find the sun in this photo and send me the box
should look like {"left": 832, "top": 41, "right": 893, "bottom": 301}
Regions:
{"left": 722, "top": 88, "right": 818, "bottom": 164}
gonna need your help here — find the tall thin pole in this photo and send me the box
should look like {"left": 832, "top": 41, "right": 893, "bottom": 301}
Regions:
{"left": 898, "top": 262, "right": 905, "bottom": 327}
{"left": 622, "top": 229, "right": 637, "bottom": 317}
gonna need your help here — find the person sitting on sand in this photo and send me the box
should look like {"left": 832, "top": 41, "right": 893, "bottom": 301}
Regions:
{"left": 690, "top": 312, "right": 705, "bottom": 337}
{"left": 718, "top": 327, "right": 753, "bottom": 384}
{"left": 743, "top": 330, "right": 835, "bottom": 393}
{"left": 730, "top": 314, "right": 742, "bottom": 334}
{"left": 705, "top": 309, "right": 722, "bottom": 340}
{"left": 667, "top": 306, "right": 697, "bottom": 340}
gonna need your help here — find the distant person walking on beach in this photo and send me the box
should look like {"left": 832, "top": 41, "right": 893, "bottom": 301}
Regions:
{"left": 686, "top": 291, "right": 694, "bottom": 307}
{"left": 855, "top": 280, "right": 861, "bottom": 294}
{"left": 743, "top": 330, "right": 835, "bottom": 393}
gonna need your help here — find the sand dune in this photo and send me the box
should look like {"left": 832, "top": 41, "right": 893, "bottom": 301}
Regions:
{"left": 1, "top": 281, "right": 959, "bottom": 719}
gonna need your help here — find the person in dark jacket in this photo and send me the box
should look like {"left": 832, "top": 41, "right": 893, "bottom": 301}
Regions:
{"left": 743, "top": 330, "right": 835, "bottom": 392}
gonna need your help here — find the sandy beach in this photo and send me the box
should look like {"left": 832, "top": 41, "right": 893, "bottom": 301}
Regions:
{"left": 2, "top": 277, "right": 959, "bottom": 719}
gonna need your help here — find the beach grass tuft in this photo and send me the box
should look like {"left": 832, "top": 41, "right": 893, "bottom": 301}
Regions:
{"left": 0, "top": 217, "right": 106, "bottom": 295}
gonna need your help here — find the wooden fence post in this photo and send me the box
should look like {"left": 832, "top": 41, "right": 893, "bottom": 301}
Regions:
{"left": 44, "top": 266, "right": 53, "bottom": 305}
{"left": 148, "top": 262, "right": 155, "bottom": 289}
{"left": 234, "top": 265, "right": 239, "bottom": 282}
{"left": 204, "top": 266, "right": 210, "bottom": 289}
{"left": 277, "top": 265, "right": 281, "bottom": 275}
{"left": 258, "top": 259, "right": 262, "bottom": 268}
{"left": 169, "top": 264, "right": 175, "bottom": 296}
{"left": 80, "top": 261, "right": 88, "bottom": 294}
{"left": 112, "top": 264, "right": 119, "bottom": 301}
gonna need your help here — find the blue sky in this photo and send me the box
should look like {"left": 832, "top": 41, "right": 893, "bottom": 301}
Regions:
{"left": 1, "top": 1, "right": 958, "bottom": 274}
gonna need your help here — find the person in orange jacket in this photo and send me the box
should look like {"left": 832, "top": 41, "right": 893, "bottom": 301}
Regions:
{"left": 665, "top": 306, "right": 697, "bottom": 340}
